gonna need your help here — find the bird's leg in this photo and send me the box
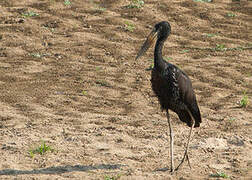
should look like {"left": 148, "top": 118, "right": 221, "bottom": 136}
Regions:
{"left": 175, "top": 113, "right": 195, "bottom": 171}
{"left": 166, "top": 110, "right": 174, "bottom": 173}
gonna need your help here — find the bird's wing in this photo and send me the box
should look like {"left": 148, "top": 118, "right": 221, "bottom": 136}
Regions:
{"left": 176, "top": 69, "right": 201, "bottom": 127}
{"left": 162, "top": 64, "right": 201, "bottom": 127}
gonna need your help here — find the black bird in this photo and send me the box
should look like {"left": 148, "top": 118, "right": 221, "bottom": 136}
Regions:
{"left": 135, "top": 21, "right": 201, "bottom": 173}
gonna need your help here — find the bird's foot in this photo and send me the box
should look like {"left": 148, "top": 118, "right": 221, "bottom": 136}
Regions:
{"left": 175, "top": 151, "right": 191, "bottom": 171}
{"left": 186, "top": 153, "right": 192, "bottom": 169}
{"left": 170, "top": 168, "right": 175, "bottom": 174}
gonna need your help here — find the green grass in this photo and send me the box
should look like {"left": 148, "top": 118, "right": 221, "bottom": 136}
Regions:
{"left": 205, "top": 33, "right": 216, "bottom": 37}
{"left": 210, "top": 172, "right": 229, "bottom": 178}
{"left": 96, "top": 67, "right": 102, "bottom": 71}
{"left": 145, "top": 59, "right": 154, "bottom": 71}
{"left": 126, "top": 0, "right": 144, "bottom": 8}
{"left": 213, "top": 44, "right": 246, "bottom": 51}
{"left": 30, "top": 53, "right": 42, "bottom": 58}
{"left": 181, "top": 44, "right": 252, "bottom": 52}
{"left": 22, "top": 11, "right": 39, "bottom": 17}
{"left": 145, "top": 58, "right": 172, "bottom": 70}
{"left": 30, "top": 52, "right": 49, "bottom": 58}
{"left": 89, "top": 0, "right": 106, "bottom": 12}
{"left": 124, "top": 21, "right": 135, "bottom": 32}
{"left": 104, "top": 174, "right": 121, "bottom": 180}
{"left": 240, "top": 91, "right": 249, "bottom": 108}
{"left": 215, "top": 44, "right": 227, "bottom": 51}
{"left": 180, "top": 49, "right": 190, "bottom": 53}
{"left": 226, "top": 116, "right": 236, "bottom": 127}
{"left": 193, "top": 0, "right": 212, "bottom": 2}
{"left": 228, "top": 117, "right": 236, "bottom": 123}
{"left": 164, "top": 57, "right": 172, "bottom": 61}
{"left": 64, "top": 0, "right": 71, "bottom": 5}
{"left": 96, "top": 7, "right": 106, "bottom": 12}
{"left": 247, "top": 43, "right": 252, "bottom": 47}
{"left": 81, "top": 90, "right": 88, "bottom": 95}
{"left": 146, "top": 63, "right": 154, "bottom": 71}
{"left": 29, "top": 141, "right": 54, "bottom": 157}
{"left": 227, "top": 13, "right": 236, "bottom": 17}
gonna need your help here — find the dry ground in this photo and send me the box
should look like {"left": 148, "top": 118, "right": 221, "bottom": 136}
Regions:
{"left": 0, "top": 0, "right": 252, "bottom": 179}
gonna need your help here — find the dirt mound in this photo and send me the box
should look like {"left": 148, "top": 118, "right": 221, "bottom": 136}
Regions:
{"left": 0, "top": 0, "right": 251, "bottom": 179}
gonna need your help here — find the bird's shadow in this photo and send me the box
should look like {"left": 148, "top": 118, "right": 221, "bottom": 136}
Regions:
{"left": 154, "top": 167, "right": 170, "bottom": 172}
{"left": 0, "top": 164, "right": 124, "bottom": 176}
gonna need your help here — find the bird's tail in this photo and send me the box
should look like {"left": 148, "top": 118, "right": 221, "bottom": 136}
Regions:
{"left": 178, "top": 108, "right": 201, "bottom": 128}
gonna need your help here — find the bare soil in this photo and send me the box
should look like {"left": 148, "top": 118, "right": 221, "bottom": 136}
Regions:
{"left": 0, "top": 0, "right": 252, "bottom": 179}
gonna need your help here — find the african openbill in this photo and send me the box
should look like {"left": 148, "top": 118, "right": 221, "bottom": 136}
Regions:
{"left": 135, "top": 21, "right": 201, "bottom": 173}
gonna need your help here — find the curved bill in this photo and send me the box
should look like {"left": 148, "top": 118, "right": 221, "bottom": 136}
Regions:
{"left": 135, "top": 29, "right": 157, "bottom": 60}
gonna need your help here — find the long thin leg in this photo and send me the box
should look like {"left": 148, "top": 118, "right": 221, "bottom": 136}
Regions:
{"left": 175, "top": 111, "right": 195, "bottom": 171}
{"left": 166, "top": 110, "right": 174, "bottom": 173}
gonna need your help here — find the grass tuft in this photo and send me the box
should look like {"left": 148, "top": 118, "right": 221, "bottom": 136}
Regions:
{"left": 96, "top": 67, "right": 102, "bottom": 71}
{"left": 30, "top": 52, "right": 49, "bottom": 58}
{"left": 124, "top": 21, "right": 135, "bottom": 32}
{"left": 164, "top": 57, "right": 172, "bottom": 61}
{"left": 96, "top": 7, "right": 106, "bottom": 12}
{"left": 240, "top": 91, "right": 249, "bottom": 108}
{"left": 30, "top": 53, "right": 42, "bottom": 58}
{"left": 29, "top": 141, "right": 54, "bottom": 157}
{"left": 215, "top": 44, "right": 227, "bottom": 51}
{"left": 126, "top": 0, "right": 144, "bottom": 9}
{"left": 22, "top": 11, "right": 39, "bottom": 17}
{"left": 180, "top": 49, "right": 190, "bottom": 54}
{"left": 193, "top": 0, "right": 212, "bottom": 2}
{"left": 227, "top": 13, "right": 236, "bottom": 17}
{"left": 210, "top": 172, "right": 229, "bottom": 178}
{"left": 146, "top": 63, "right": 154, "bottom": 71}
{"left": 205, "top": 33, "right": 216, "bottom": 37}
{"left": 64, "top": 0, "right": 71, "bottom": 6}
{"left": 104, "top": 174, "right": 121, "bottom": 180}
{"left": 82, "top": 90, "right": 88, "bottom": 95}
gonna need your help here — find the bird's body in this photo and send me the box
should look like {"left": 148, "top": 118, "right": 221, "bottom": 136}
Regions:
{"left": 136, "top": 21, "right": 201, "bottom": 173}
{"left": 151, "top": 62, "right": 201, "bottom": 128}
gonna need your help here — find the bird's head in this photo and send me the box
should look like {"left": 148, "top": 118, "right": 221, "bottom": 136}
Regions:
{"left": 135, "top": 21, "right": 171, "bottom": 60}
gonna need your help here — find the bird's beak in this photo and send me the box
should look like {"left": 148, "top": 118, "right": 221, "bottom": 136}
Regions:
{"left": 135, "top": 28, "right": 157, "bottom": 60}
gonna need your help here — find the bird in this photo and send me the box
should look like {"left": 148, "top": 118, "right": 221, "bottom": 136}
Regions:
{"left": 135, "top": 21, "right": 201, "bottom": 173}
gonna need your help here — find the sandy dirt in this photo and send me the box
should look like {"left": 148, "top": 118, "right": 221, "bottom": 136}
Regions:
{"left": 0, "top": 0, "right": 252, "bottom": 179}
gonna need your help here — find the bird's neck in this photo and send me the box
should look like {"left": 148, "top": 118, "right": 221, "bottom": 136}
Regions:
{"left": 154, "top": 39, "right": 166, "bottom": 71}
